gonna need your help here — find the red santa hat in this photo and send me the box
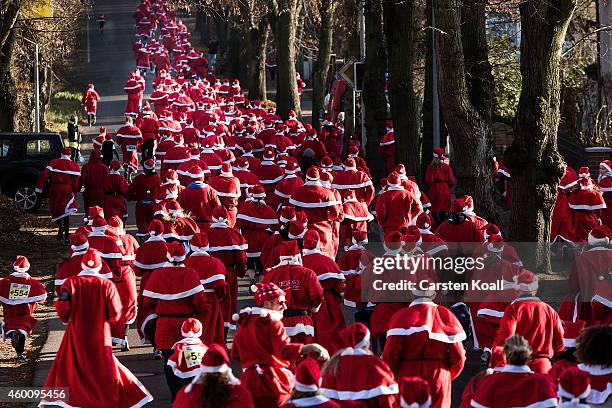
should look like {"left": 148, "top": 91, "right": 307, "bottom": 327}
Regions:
{"left": 61, "top": 147, "right": 72, "bottom": 157}
{"left": 343, "top": 189, "right": 357, "bottom": 203}
{"left": 190, "top": 232, "right": 210, "bottom": 252}
{"left": 188, "top": 165, "right": 205, "bottom": 180}
{"left": 517, "top": 270, "right": 538, "bottom": 293}
{"left": 450, "top": 199, "right": 466, "bottom": 214}
{"left": 99, "top": 127, "right": 107, "bottom": 136}
{"left": 344, "top": 157, "right": 357, "bottom": 170}
{"left": 13, "top": 255, "right": 30, "bottom": 273}
{"left": 563, "top": 320, "right": 586, "bottom": 348}
{"left": 587, "top": 225, "right": 611, "bottom": 246}
{"left": 433, "top": 147, "right": 445, "bottom": 158}
{"left": 200, "top": 343, "right": 232, "bottom": 374}
{"left": 181, "top": 318, "right": 203, "bottom": 338}
{"left": 320, "top": 156, "right": 333, "bottom": 170}
{"left": 600, "top": 160, "right": 612, "bottom": 173}
{"left": 306, "top": 166, "right": 320, "bottom": 182}
{"left": 384, "top": 231, "right": 404, "bottom": 252}
{"left": 482, "top": 223, "right": 500, "bottom": 240}
{"left": 578, "top": 166, "right": 591, "bottom": 178}
{"left": 70, "top": 233, "right": 89, "bottom": 252}
{"left": 288, "top": 221, "right": 305, "bottom": 240}
{"left": 416, "top": 212, "right": 433, "bottom": 233}
{"left": 234, "top": 157, "right": 249, "bottom": 170}
{"left": 394, "top": 164, "right": 407, "bottom": 176}
{"left": 249, "top": 184, "right": 266, "bottom": 199}
{"left": 212, "top": 205, "right": 229, "bottom": 223}
{"left": 320, "top": 171, "right": 333, "bottom": 186}
{"left": 387, "top": 171, "right": 402, "bottom": 187}
{"left": 143, "top": 159, "right": 155, "bottom": 170}
{"left": 91, "top": 216, "right": 107, "bottom": 232}
{"left": 263, "top": 148, "right": 275, "bottom": 161}
{"left": 278, "top": 240, "right": 302, "bottom": 264}
{"left": 148, "top": 219, "right": 164, "bottom": 236}
{"left": 105, "top": 132, "right": 113, "bottom": 140}
{"left": 295, "top": 357, "right": 322, "bottom": 392}
{"left": 296, "top": 211, "right": 308, "bottom": 227}
{"left": 462, "top": 195, "right": 474, "bottom": 211}
{"left": 251, "top": 282, "right": 286, "bottom": 306}
{"left": 108, "top": 215, "right": 124, "bottom": 232}
{"left": 280, "top": 205, "right": 297, "bottom": 224}
{"left": 352, "top": 230, "right": 368, "bottom": 245}
{"left": 142, "top": 102, "right": 154, "bottom": 116}
{"left": 189, "top": 148, "right": 200, "bottom": 157}
{"left": 302, "top": 229, "right": 320, "bottom": 250}
{"left": 338, "top": 322, "right": 370, "bottom": 349}
{"left": 348, "top": 145, "right": 360, "bottom": 157}
{"left": 166, "top": 200, "right": 183, "bottom": 215}
{"left": 110, "top": 160, "right": 122, "bottom": 171}
{"left": 87, "top": 206, "right": 104, "bottom": 220}
{"left": 486, "top": 234, "right": 505, "bottom": 253}
{"left": 285, "top": 161, "right": 299, "bottom": 174}
{"left": 560, "top": 168, "right": 579, "bottom": 190}
{"left": 403, "top": 226, "right": 422, "bottom": 252}
{"left": 81, "top": 248, "right": 103, "bottom": 274}
{"left": 399, "top": 377, "right": 431, "bottom": 408}
{"left": 167, "top": 241, "right": 187, "bottom": 263}
{"left": 557, "top": 367, "right": 591, "bottom": 405}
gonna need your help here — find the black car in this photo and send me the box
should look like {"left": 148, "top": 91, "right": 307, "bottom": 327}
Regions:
{"left": 0, "top": 132, "right": 64, "bottom": 211}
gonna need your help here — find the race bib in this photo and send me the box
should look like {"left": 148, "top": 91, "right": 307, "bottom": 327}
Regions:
{"left": 9, "top": 283, "right": 31, "bottom": 300}
{"left": 126, "top": 144, "right": 137, "bottom": 152}
{"left": 183, "top": 345, "right": 206, "bottom": 368}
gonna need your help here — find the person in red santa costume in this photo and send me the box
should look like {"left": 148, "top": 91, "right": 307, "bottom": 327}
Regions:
{"left": 569, "top": 176, "right": 606, "bottom": 243}
{"left": 382, "top": 267, "right": 466, "bottom": 408}
{"left": 236, "top": 185, "right": 279, "bottom": 276}
{"left": 271, "top": 161, "right": 304, "bottom": 211}
{"left": 142, "top": 241, "right": 207, "bottom": 399}
{"left": 260, "top": 207, "right": 299, "bottom": 269}
{"left": 414, "top": 212, "right": 448, "bottom": 258}
{"left": 340, "top": 189, "right": 373, "bottom": 250}
{"left": 435, "top": 199, "right": 484, "bottom": 251}
{"left": 232, "top": 157, "right": 261, "bottom": 198}
{"left": 35, "top": 147, "right": 80, "bottom": 245}
{"left": 174, "top": 343, "right": 254, "bottom": 408}
{"left": 557, "top": 366, "right": 592, "bottom": 408}
{"left": 0, "top": 256, "right": 47, "bottom": 360}
{"left": 547, "top": 320, "right": 586, "bottom": 384}
{"left": 127, "top": 159, "right": 163, "bottom": 238}
{"left": 124, "top": 72, "right": 145, "bottom": 116}
{"left": 470, "top": 335, "right": 558, "bottom": 408}
{"left": 574, "top": 325, "right": 612, "bottom": 405}
{"left": 133, "top": 220, "right": 168, "bottom": 351}
{"left": 116, "top": 116, "right": 143, "bottom": 181}
{"left": 207, "top": 205, "right": 247, "bottom": 332}
{"left": 425, "top": 147, "right": 456, "bottom": 225}
{"left": 337, "top": 231, "right": 373, "bottom": 314}
{"left": 208, "top": 162, "right": 242, "bottom": 227}
{"left": 598, "top": 159, "right": 612, "bottom": 229}
{"left": 176, "top": 148, "right": 209, "bottom": 186}
{"left": 136, "top": 102, "right": 159, "bottom": 162}
{"left": 81, "top": 83, "right": 101, "bottom": 126}
{"left": 166, "top": 318, "right": 208, "bottom": 394}
{"left": 300, "top": 229, "right": 346, "bottom": 354}
{"left": 55, "top": 233, "right": 113, "bottom": 295}
{"left": 560, "top": 225, "right": 612, "bottom": 325}
{"left": 184, "top": 232, "right": 227, "bottom": 347}
{"left": 93, "top": 126, "right": 107, "bottom": 151}
{"left": 80, "top": 149, "right": 109, "bottom": 212}
{"left": 375, "top": 171, "right": 421, "bottom": 237}
{"left": 103, "top": 160, "right": 129, "bottom": 220}
{"left": 321, "top": 322, "right": 399, "bottom": 407}
{"left": 261, "top": 240, "right": 324, "bottom": 344}
{"left": 289, "top": 167, "right": 343, "bottom": 258}
{"left": 231, "top": 282, "right": 329, "bottom": 408}
{"left": 41, "top": 249, "right": 153, "bottom": 407}
{"left": 492, "top": 270, "right": 565, "bottom": 374}
{"left": 256, "top": 147, "right": 286, "bottom": 196}
{"left": 551, "top": 167, "right": 579, "bottom": 243}
{"left": 332, "top": 157, "right": 375, "bottom": 205}
{"left": 177, "top": 165, "right": 221, "bottom": 230}
{"left": 281, "top": 357, "right": 340, "bottom": 408}
{"left": 379, "top": 121, "right": 395, "bottom": 174}
{"left": 161, "top": 134, "right": 191, "bottom": 176}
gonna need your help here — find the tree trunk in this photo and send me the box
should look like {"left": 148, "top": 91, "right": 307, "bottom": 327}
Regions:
{"left": 0, "top": 30, "right": 17, "bottom": 131}
{"left": 421, "top": 0, "right": 435, "bottom": 182}
{"left": 362, "top": 0, "right": 388, "bottom": 184}
{"left": 506, "top": 0, "right": 577, "bottom": 272}
{"left": 434, "top": 0, "right": 497, "bottom": 222}
{"left": 248, "top": 20, "right": 268, "bottom": 101}
{"left": 383, "top": 0, "right": 420, "bottom": 177}
{"left": 272, "top": 0, "right": 301, "bottom": 119}
{"left": 312, "top": 0, "right": 336, "bottom": 130}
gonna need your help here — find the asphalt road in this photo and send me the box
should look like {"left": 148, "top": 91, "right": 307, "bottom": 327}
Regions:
{"left": 31, "top": 0, "right": 503, "bottom": 406}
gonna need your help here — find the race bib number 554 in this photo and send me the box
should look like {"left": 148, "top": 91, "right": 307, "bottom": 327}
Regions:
{"left": 183, "top": 345, "right": 206, "bottom": 368}
{"left": 9, "top": 283, "right": 30, "bottom": 300}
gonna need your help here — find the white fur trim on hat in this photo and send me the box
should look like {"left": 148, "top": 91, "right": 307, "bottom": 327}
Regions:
{"left": 518, "top": 281, "right": 538, "bottom": 293}
{"left": 295, "top": 380, "right": 320, "bottom": 393}
{"left": 355, "top": 327, "right": 371, "bottom": 349}
{"left": 400, "top": 396, "right": 432, "bottom": 408}
{"left": 587, "top": 233, "right": 609, "bottom": 247}
{"left": 201, "top": 363, "right": 230, "bottom": 374}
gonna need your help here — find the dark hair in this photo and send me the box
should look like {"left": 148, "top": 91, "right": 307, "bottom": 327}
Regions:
{"left": 289, "top": 390, "right": 319, "bottom": 401}
{"left": 200, "top": 373, "right": 234, "bottom": 408}
{"left": 504, "top": 335, "right": 532, "bottom": 365}
{"left": 575, "top": 325, "right": 612, "bottom": 366}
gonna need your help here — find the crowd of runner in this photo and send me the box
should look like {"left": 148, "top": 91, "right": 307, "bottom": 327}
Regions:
{"left": 0, "top": 0, "right": 610, "bottom": 406}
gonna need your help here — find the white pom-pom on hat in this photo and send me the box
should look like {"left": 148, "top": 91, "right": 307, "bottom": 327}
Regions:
{"left": 232, "top": 313, "right": 239, "bottom": 322}
{"left": 250, "top": 284, "right": 258, "bottom": 293}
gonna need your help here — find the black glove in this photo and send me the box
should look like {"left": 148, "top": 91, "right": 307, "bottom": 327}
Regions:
{"left": 59, "top": 289, "right": 71, "bottom": 302}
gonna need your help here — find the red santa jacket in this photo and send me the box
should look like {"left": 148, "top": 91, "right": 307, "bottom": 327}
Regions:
{"left": 136, "top": 116, "right": 159, "bottom": 141}
{"left": 173, "top": 382, "right": 254, "bottom": 408}
{"left": 167, "top": 337, "right": 208, "bottom": 379}
{"left": 177, "top": 181, "right": 221, "bottom": 223}
{"left": 272, "top": 174, "right": 304, "bottom": 211}
{"left": 87, "top": 230, "right": 125, "bottom": 278}
{"left": 332, "top": 169, "right": 375, "bottom": 205}
{"left": 375, "top": 186, "right": 421, "bottom": 235}
{"left": 209, "top": 175, "right": 241, "bottom": 209}
{"left": 235, "top": 200, "right": 279, "bottom": 258}
{"left": 471, "top": 365, "right": 558, "bottom": 408}
{"left": 55, "top": 251, "right": 113, "bottom": 294}
{"left": 255, "top": 161, "right": 285, "bottom": 195}
{"left": 162, "top": 145, "right": 190, "bottom": 173}
{"left": 578, "top": 363, "right": 612, "bottom": 404}
{"left": 0, "top": 272, "right": 47, "bottom": 335}
{"left": 116, "top": 124, "right": 143, "bottom": 147}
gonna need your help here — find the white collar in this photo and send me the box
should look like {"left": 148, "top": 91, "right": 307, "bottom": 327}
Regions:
{"left": 302, "top": 248, "right": 321, "bottom": 256}
{"left": 409, "top": 298, "right": 436, "bottom": 307}
{"left": 347, "top": 243, "right": 366, "bottom": 251}
{"left": 499, "top": 365, "right": 533, "bottom": 374}
{"left": 340, "top": 347, "right": 371, "bottom": 356}
{"left": 10, "top": 271, "right": 30, "bottom": 278}
{"left": 289, "top": 395, "right": 330, "bottom": 407}
{"left": 211, "top": 221, "right": 228, "bottom": 228}
{"left": 240, "top": 307, "right": 283, "bottom": 321}
{"left": 146, "top": 234, "right": 165, "bottom": 242}
{"left": 511, "top": 296, "right": 540, "bottom": 304}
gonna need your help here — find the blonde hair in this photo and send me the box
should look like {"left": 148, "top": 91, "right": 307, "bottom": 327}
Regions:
{"left": 504, "top": 335, "right": 532, "bottom": 365}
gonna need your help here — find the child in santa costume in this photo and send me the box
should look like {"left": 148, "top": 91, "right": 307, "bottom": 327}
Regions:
{"left": 281, "top": 357, "right": 339, "bottom": 408}
{"left": 382, "top": 269, "right": 466, "bottom": 408}
{"left": 261, "top": 240, "right": 324, "bottom": 344}
{"left": 0, "top": 256, "right": 47, "bottom": 360}
{"left": 575, "top": 325, "right": 612, "bottom": 405}
{"left": 167, "top": 318, "right": 208, "bottom": 397}
{"left": 231, "top": 282, "right": 329, "bottom": 408}
{"left": 425, "top": 147, "right": 456, "bottom": 225}
{"left": 301, "top": 230, "right": 346, "bottom": 354}
{"left": 569, "top": 177, "right": 606, "bottom": 242}
{"left": 35, "top": 147, "right": 80, "bottom": 245}
{"left": 471, "top": 335, "right": 558, "bottom": 408}
{"left": 173, "top": 344, "right": 254, "bottom": 408}
{"left": 183, "top": 233, "right": 227, "bottom": 346}
{"left": 142, "top": 242, "right": 207, "bottom": 397}
{"left": 320, "top": 323, "right": 398, "bottom": 407}
{"left": 42, "top": 249, "right": 153, "bottom": 407}
{"left": 492, "top": 270, "right": 565, "bottom": 374}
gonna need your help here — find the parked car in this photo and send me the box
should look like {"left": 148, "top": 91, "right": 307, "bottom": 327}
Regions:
{"left": 0, "top": 132, "right": 63, "bottom": 211}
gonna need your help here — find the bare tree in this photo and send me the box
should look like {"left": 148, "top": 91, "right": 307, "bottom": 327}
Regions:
{"left": 311, "top": 0, "right": 336, "bottom": 129}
